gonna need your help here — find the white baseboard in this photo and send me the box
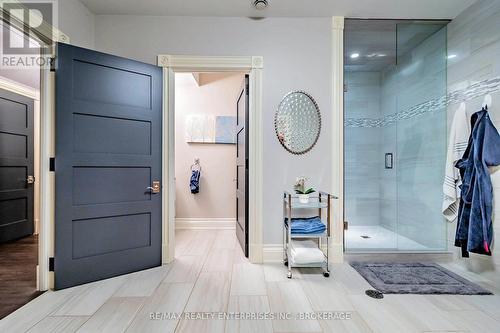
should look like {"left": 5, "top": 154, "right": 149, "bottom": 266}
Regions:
{"left": 175, "top": 218, "right": 236, "bottom": 230}
{"left": 263, "top": 244, "right": 283, "bottom": 263}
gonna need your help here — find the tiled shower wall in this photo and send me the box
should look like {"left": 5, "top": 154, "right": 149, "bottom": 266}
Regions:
{"left": 446, "top": 0, "right": 500, "bottom": 287}
{"left": 344, "top": 72, "right": 382, "bottom": 227}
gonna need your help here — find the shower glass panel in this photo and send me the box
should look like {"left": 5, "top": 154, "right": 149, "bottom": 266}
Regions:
{"left": 344, "top": 19, "right": 448, "bottom": 252}
{"left": 395, "top": 22, "right": 448, "bottom": 251}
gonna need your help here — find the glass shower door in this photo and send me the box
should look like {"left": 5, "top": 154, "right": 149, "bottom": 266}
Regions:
{"left": 395, "top": 22, "right": 448, "bottom": 251}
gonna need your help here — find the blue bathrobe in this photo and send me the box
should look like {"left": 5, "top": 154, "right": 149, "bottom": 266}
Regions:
{"left": 455, "top": 108, "right": 500, "bottom": 256}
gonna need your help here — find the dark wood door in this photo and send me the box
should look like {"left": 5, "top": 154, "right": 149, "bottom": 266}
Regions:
{"left": 54, "top": 43, "right": 163, "bottom": 289}
{"left": 236, "top": 75, "right": 249, "bottom": 257}
{"left": 0, "top": 89, "right": 34, "bottom": 243}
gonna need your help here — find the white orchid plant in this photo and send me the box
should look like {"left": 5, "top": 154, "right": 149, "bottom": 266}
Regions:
{"left": 294, "top": 176, "right": 315, "bottom": 195}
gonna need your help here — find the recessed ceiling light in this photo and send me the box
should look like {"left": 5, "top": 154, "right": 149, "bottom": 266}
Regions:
{"left": 350, "top": 53, "right": 360, "bottom": 59}
{"left": 447, "top": 54, "right": 457, "bottom": 59}
{"left": 377, "top": 54, "right": 386, "bottom": 57}
{"left": 253, "top": 0, "right": 268, "bottom": 10}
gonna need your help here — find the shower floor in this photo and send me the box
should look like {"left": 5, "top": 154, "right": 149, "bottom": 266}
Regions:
{"left": 345, "top": 225, "right": 428, "bottom": 251}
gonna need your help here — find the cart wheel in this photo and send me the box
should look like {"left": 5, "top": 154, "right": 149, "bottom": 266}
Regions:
{"left": 283, "top": 260, "right": 288, "bottom": 266}
{"left": 323, "top": 271, "right": 330, "bottom": 278}
{"left": 287, "top": 272, "right": 292, "bottom": 279}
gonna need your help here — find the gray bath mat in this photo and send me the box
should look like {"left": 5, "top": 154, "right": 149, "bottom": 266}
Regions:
{"left": 350, "top": 262, "right": 492, "bottom": 295}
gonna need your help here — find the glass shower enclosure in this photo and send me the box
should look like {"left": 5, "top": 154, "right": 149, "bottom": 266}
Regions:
{"left": 344, "top": 19, "right": 448, "bottom": 252}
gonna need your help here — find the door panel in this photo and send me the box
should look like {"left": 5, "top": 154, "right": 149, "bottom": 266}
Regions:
{"left": 235, "top": 75, "right": 249, "bottom": 257}
{"left": 0, "top": 89, "right": 34, "bottom": 243}
{"left": 55, "top": 43, "right": 162, "bottom": 289}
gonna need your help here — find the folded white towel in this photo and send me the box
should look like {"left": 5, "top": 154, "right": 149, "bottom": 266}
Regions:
{"left": 290, "top": 240, "right": 324, "bottom": 264}
{"left": 442, "top": 102, "right": 470, "bottom": 222}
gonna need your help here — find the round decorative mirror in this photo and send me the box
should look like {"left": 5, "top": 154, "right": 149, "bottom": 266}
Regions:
{"left": 274, "top": 91, "right": 321, "bottom": 155}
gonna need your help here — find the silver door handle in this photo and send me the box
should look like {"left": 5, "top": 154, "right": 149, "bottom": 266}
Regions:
{"left": 146, "top": 186, "right": 159, "bottom": 195}
{"left": 146, "top": 180, "right": 161, "bottom": 194}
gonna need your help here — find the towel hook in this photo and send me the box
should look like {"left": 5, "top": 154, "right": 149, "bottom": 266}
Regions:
{"left": 191, "top": 158, "right": 201, "bottom": 172}
{"left": 482, "top": 94, "right": 492, "bottom": 110}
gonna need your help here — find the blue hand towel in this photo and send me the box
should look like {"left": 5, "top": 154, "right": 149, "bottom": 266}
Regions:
{"left": 190, "top": 170, "right": 200, "bottom": 194}
{"left": 284, "top": 216, "right": 326, "bottom": 234}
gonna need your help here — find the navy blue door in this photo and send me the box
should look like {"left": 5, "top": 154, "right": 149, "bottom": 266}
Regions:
{"left": 55, "top": 43, "right": 162, "bottom": 289}
{"left": 0, "top": 89, "right": 34, "bottom": 243}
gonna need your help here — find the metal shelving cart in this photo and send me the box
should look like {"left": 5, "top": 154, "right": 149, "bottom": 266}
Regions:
{"left": 283, "top": 191, "right": 337, "bottom": 279}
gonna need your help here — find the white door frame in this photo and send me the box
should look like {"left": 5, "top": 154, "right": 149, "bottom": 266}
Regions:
{"left": 157, "top": 55, "right": 264, "bottom": 263}
{"left": 38, "top": 56, "right": 56, "bottom": 290}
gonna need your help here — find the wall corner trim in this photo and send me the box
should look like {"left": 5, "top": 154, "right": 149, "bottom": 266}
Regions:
{"left": 331, "top": 16, "right": 345, "bottom": 263}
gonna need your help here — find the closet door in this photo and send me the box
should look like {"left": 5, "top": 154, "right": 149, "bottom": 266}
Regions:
{"left": 235, "top": 75, "right": 249, "bottom": 257}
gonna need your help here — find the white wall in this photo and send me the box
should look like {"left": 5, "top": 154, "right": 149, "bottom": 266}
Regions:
{"left": 94, "top": 16, "right": 333, "bottom": 245}
{"left": 175, "top": 72, "right": 241, "bottom": 220}
{"left": 447, "top": 0, "right": 500, "bottom": 288}
{"left": 58, "top": 0, "right": 95, "bottom": 48}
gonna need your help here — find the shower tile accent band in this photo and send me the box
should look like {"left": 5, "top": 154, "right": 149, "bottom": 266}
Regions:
{"left": 345, "top": 76, "right": 500, "bottom": 128}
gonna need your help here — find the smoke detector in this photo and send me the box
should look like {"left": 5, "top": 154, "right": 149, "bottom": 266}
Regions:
{"left": 253, "top": 0, "right": 268, "bottom": 10}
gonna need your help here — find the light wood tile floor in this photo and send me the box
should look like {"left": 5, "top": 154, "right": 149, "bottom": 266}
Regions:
{"left": 1, "top": 229, "right": 500, "bottom": 333}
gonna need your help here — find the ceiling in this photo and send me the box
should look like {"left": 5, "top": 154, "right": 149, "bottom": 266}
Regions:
{"left": 344, "top": 20, "right": 448, "bottom": 72}
{"left": 79, "top": 0, "right": 475, "bottom": 18}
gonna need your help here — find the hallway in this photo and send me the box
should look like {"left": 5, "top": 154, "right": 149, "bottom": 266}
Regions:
{"left": 0, "top": 235, "right": 41, "bottom": 319}
{"left": 2, "top": 229, "right": 500, "bottom": 332}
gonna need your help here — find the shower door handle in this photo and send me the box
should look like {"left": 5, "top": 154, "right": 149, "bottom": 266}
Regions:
{"left": 385, "top": 153, "right": 393, "bottom": 169}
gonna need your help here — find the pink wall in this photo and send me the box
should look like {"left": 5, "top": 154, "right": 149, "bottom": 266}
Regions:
{"left": 174, "top": 72, "right": 243, "bottom": 219}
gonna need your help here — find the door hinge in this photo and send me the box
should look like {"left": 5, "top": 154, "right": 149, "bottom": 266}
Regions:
{"left": 49, "top": 257, "right": 55, "bottom": 271}
{"left": 344, "top": 221, "right": 349, "bottom": 230}
{"left": 50, "top": 57, "right": 56, "bottom": 72}
{"left": 49, "top": 157, "right": 55, "bottom": 172}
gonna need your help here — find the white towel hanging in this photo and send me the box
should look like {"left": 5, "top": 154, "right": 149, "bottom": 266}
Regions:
{"left": 442, "top": 102, "right": 470, "bottom": 222}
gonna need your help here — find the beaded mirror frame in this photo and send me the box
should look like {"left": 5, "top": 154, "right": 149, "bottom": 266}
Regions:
{"left": 274, "top": 91, "right": 321, "bottom": 155}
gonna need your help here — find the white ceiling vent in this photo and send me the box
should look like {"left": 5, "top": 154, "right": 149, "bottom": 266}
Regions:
{"left": 253, "top": 0, "right": 269, "bottom": 10}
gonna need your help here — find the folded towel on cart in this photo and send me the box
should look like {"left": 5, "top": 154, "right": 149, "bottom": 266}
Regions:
{"left": 290, "top": 240, "right": 325, "bottom": 264}
{"left": 284, "top": 216, "right": 326, "bottom": 234}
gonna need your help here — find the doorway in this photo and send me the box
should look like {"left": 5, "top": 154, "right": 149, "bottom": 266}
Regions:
{"left": 0, "top": 24, "right": 42, "bottom": 317}
{"left": 159, "top": 55, "right": 264, "bottom": 264}
{"left": 173, "top": 72, "right": 248, "bottom": 258}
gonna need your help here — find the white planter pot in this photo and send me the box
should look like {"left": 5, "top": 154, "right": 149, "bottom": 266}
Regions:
{"left": 298, "top": 194, "right": 310, "bottom": 204}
